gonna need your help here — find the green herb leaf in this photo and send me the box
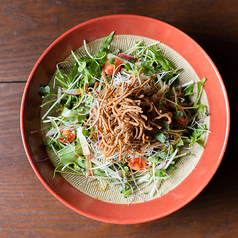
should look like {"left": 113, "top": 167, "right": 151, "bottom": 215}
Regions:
{"left": 93, "top": 169, "right": 105, "bottom": 177}
{"left": 100, "top": 31, "right": 115, "bottom": 51}
{"left": 168, "top": 74, "right": 179, "bottom": 85}
{"left": 150, "top": 47, "right": 171, "bottom": 71}
{"left": 125, "top": 63, "right": 132, "bottom": 71}
{"left": 141, "top": 61, "right": 153, "bottom": 75}
{"left": 63, "top": 121, "right": 71, "bottom": 127}
{"left": 39, "top": 86, "right": 50, "bottom": 97}
{"left": 71, "top": 62, "right": 79, "bottom": 82}
{"left": 96, "top": 31, "right": 115, "bottom": 65}
{"left": 183, "top": 84, "right": 194, "bottom": 96}
{"left": 108, "top": 57, "right": 115, "bottom": 65}
{"left": 160, "top": 152, "right": 167, "bottom": 158}
{"left": 154, "top": 133, "right": 166, "bottom": 143}
{"left": 176, "top": 139, "right": 184, "bottom": 147}
{"left": 148, "top": 156, "right": 159, "bottom": 163}
{"left": 123, "top": 166, "right": 129, "bottom": 173}
{"left": 78, "top": 61, "right": 87, "bottom": 72}
{"left": 196, "top": 103, "right": 207, "bottom": 115}
{"left": 194, "top": 77, "right": 206, "bottom": 105}
{"left": 155, "top": 169, "right": 170, "bottom": 179}
{"left": 62, "top": 108, "right": 87, "bottom": 122}
{"left": 122, "top": 188, "right": 132, "bottom": 198}
{"left": 167, "top": 164, "right": 177, "bottom": 170}
{"left": 162, "top": 124, "right": 170, "bottom": 131}
{"left": 173, "top": 111, "right": 183, "bottom": 118}
{"left": 52, "top": 143, "right": 83, "bottom": 165}
{"left": 190, "top": 124, "right": 206, "bottom": 146}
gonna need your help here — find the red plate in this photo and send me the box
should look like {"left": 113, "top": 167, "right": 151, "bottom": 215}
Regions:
{"left": 20, "top": 15, "right": 230, "bottom": 224}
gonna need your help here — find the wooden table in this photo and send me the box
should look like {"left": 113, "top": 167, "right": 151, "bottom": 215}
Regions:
{"left": 1, "top": 0, "right": 237, "bottom": 237}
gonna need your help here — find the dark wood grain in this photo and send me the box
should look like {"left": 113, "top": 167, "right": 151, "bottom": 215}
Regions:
{"left": 0, "top": 0, "right": 237, "bottom": 237}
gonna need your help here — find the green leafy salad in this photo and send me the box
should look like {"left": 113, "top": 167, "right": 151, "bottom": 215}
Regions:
{"left": 40, "top": 32, "right": 209, "bottom": 200}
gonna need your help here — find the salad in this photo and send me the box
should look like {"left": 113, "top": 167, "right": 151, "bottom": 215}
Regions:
{"left": 40, "top": 32, "right": 209, "bottom": 201}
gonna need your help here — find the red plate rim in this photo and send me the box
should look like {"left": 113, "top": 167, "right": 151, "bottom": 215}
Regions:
{"left": 20, "top": 14, "right": 230, "bottom": 224}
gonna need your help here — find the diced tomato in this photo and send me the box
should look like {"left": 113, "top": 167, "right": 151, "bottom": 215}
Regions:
{"left": 57, "top": 128, "right": 76, "bottom": 143}
{"left": 129, "top": 157, "right": 147, "bottom": 172}
{"left": 103, "top": 58, "right": 121, "bottom": 76}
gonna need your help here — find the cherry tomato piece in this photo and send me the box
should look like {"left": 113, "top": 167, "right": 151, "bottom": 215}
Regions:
{"left": 57, "top": 129, "right": 76, "bottom": 143}
{"left": 129, "top": 157, "right": 147, "bottom": 172}
{"left": 104, "top": 58, "right": 121, "bottom": 76}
